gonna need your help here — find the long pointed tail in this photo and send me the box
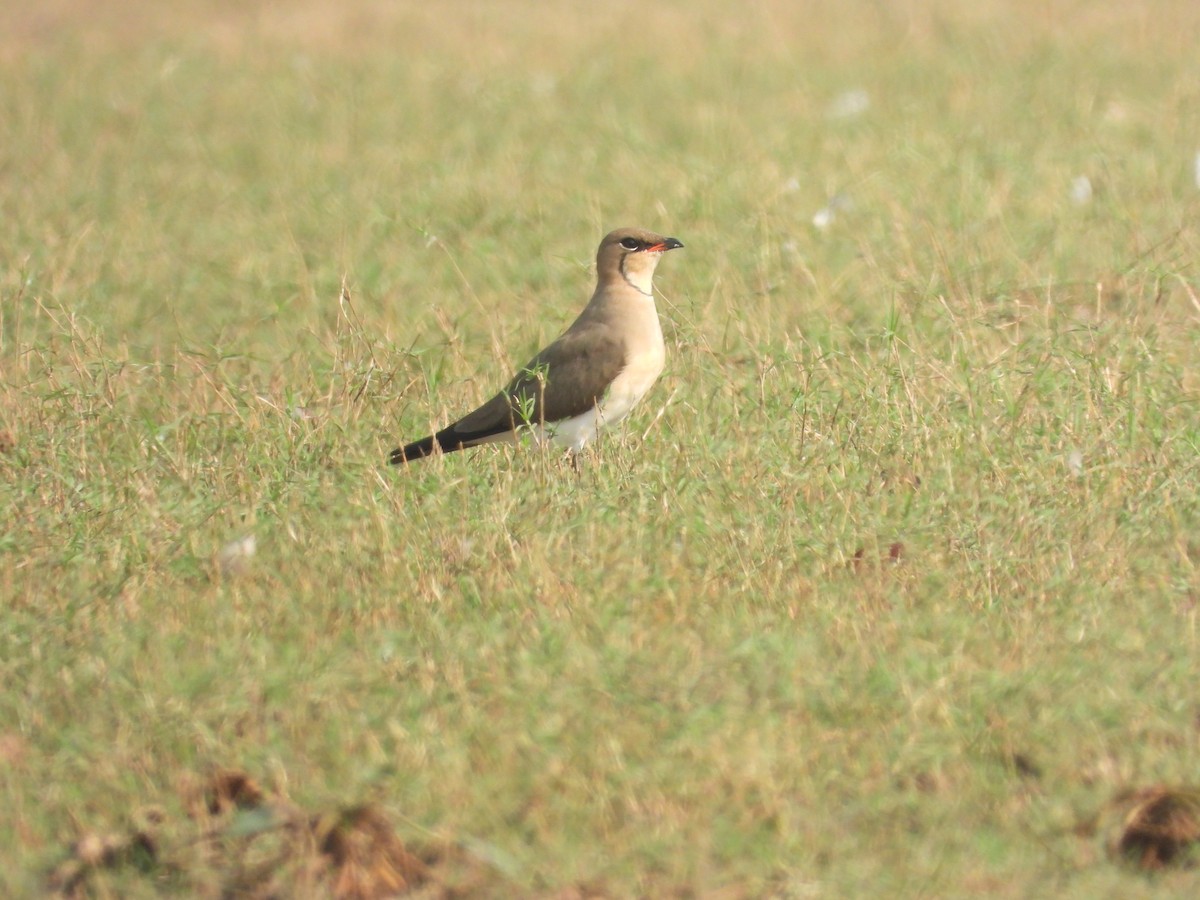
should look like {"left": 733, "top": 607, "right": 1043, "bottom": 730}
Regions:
{"left": 390, "top": 435, "right": 442, "bottom": 465}
{"left": 388, "top": 427, "right": 473, "bottom": 465}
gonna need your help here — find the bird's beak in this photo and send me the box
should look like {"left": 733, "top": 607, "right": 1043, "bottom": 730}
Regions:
{"left": 647, "top": 237, "right": 684, "bottom": 252}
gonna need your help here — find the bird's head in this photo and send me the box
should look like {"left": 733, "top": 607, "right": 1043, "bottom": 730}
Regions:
{"left": 596, "top": 227, "right": 684, "bottom": 296}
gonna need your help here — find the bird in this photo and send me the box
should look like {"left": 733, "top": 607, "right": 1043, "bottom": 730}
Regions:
{"left": 389, "top": 227, "right": 684, "bottom": 465}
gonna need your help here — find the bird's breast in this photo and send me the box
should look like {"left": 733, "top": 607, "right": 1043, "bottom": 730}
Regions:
{"left": 540, "top": 295, "right": 666, "bottom": 451}
{"left": 599, "top": 342, "right": 665, "bottom": 423}
{"left": 541, "top": 347, "right": 662, "bottom": 453}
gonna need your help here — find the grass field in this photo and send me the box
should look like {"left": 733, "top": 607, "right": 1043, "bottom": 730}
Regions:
{"left": 4, "top": 0, "right": 1200, "bottom": 895}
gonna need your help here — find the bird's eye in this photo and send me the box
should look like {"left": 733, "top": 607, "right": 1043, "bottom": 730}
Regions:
{"left": 619, "top": 237, "right": 640, "bottom": 251}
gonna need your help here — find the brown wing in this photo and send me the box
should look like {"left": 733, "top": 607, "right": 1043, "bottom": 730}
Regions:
{"left": 454, "top": 325, "right": 626, "bottom": 437}
{"left": 390, "top": 325, "right": 626, "bottom": 463}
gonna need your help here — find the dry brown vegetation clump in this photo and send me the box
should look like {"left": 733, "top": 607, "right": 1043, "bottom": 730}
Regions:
{"left": 1104, "top": 786, "right": 1200, "bottom": 871}
{"left": 314, "top": 806, "right": 433, "bottom": 900}
{"left": 47, "top": 769, "right": 502, "bottom": 898}
{"left": 47, "top": 808, "right": 163, "bottom": 898}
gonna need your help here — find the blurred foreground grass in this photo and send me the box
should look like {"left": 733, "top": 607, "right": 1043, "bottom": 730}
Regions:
{"left": 3, "top": 1, "right": 1200, "bottom": 895}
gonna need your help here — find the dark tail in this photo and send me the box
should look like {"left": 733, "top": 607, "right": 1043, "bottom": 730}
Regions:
{"left": 389, "top": 402, "right": 515, "bottom": 465}
{"left": 390, "top": 434, "right": 448, "bottom": 465}
{"left": 388, "top": 427, "right": 475, "bottom": 465}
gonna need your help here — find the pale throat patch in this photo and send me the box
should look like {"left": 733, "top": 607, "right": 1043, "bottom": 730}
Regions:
{"left": 620, "top": 252, "right": 662, "bottom": 296}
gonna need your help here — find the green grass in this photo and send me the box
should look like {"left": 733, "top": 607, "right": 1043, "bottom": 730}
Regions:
{"left": 4, "top": 0, "right": 1200, "bottom": 895}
